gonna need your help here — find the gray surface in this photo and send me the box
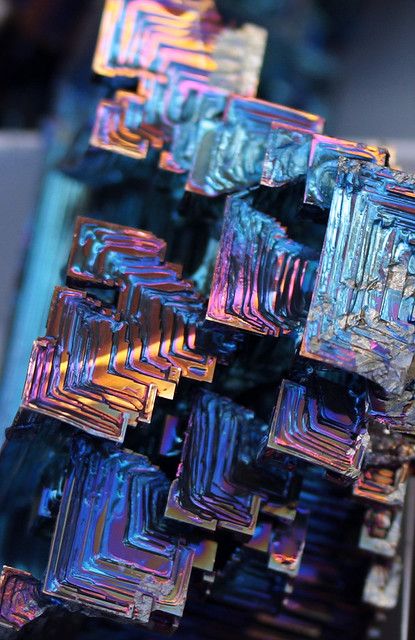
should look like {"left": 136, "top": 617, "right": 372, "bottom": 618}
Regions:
{"left": 0, "top": 132, "right": 44, "bottom": 370}
{"left": 330, "top": 0, "right": 415, "bottom": 140}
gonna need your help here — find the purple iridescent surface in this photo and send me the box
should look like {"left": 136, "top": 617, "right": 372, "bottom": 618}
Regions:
{"left": 44, "top": 440, "right": 195, "bottom": 628}
{"left": 207, "top": 189, "right": 318, "bottom": 336}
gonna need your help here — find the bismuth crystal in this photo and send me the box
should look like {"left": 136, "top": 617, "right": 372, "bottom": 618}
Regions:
{"left": 23, "top": 288, "right": 158, "bottom": 441}
{"left": 92, "top": 0, "right": 223, "bottom": 79}
{"left": 262, "top": 123, "right": 388, "bottom": 209}
{"left": 159, "top": 78, "right": 229, "bottom": 173}
{"left": 368, "top": 381, "right": 415, "bottom": 435}
{"left": 353, "top": 462, "right": 408, "bottom": 507}
{"left": 44, "top": 439, "right": 195, "bottom": 628}
{"left": 359, "top": 506, "right": 402, "bottom": 558}
{"left": 0, "top": 0, "right": 413, "bottom": 637}
{"left": 266, "top": 377, "right": 369, "bottom": 479}
{"left": 91, "top": 88, "right": 164, "bottom": 160}
{"left": 301, "top": 159, "right": 415, "bottom": 394}
{"left": 261, "top": 122, "right": 314, "bottom": 189}
{"left": 304, "top": 135, "right": 388, "bottom": 209}
{"left": 186, "top": 96, "right": 324, "bottom": 196}
{"left": 93, "top": 0, "right": 266, "bottom": 93}
{"left": 22, "top": 218, "right": 216, "bottom": 441}
{"left": 267, "top": 508, "right": 309, "bottom": 577}
{"left": 166, "top": 391, "right": 265, "bottom": 534}
{"left": 91, "top": 0, "right": 267, "bottom": 169}
{"left": 206, "top": 188, "right": 318, "bottom": 335}
{"left": 0, "top": 568, "right": 50, "bottom": 632}
{"left": 363, "top": 559, "right": 402, "bottom": 610}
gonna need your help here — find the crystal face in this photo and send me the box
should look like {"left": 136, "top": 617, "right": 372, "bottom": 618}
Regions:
{"left": 166, "top": 391, "right": 265, "bottom": 535}
{"left": 267, "top": 378, "right": 369, "bottom": 479}
{"left": 91, "top": 0, "right": 268, "bottom": 170}
{"left": 44, "top": 439, "right": 195, "bottom": 628}
{"left": 304, "top": 136, "right": 388, "bottom": 209}
{"left": 0, "top": 568, "right": 50, "bottom": 631}
{"left": 301, "top": 160, "right": 415, "bottom": 394}
{"left": 92, "top": 0, "right": 223, "bottom": 79}
{"left": 186, "top": 96, "right": 324, "bottom": 196}
{"left": 262, "top": 124, "right": 388, "bottom": 209}
{"left": 262, "top": 123, "right": 314, "bottom": 188}
{"left": 206, "top": 188, "right": 318, "bottom": 335}
{"left": 23, "top": 289, "right": 158, "bottom": 441}
{"left": 22, "top": 218, "right": 216, "bottom": 442}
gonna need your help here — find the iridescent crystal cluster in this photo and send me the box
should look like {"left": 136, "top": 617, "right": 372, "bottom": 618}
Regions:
{"left": 0, "top": 2, "right": 413, "bottom": 639}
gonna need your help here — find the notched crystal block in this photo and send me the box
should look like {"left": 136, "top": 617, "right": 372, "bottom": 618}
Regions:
{"left": 159, "top": 77, "right": 229, "bottom": 173}
{"left": 359, "top": 507, "right": 402, "bottom": 558}
{"left": 0, "top": 567, "right": 51, "bottom": 632}
{"left": 69, "top": 218, "right": 216, "bottom": 382}
{"left": 22, "top": 289, "right": 158, "bottom": 441}
{"left": 93, "top": 0, "right": 222, "bottom": 79}
{"left": 91, "top": 72, "right": 229, "bottom": 167}
{"left": 353, "top": 463, "right": 408, "bottom": 507}
{"left": 262, "top": 125, "right": 388, "bottom": 212}
{"left": 301, "top": 159, "right": 415, "bottom": 394}
{"left": 363, "top": 559, "right": 402, "bottom": 610}
{"left": 44, "top": 441, "right": 195, "bottom": 629}
{"left": 22, "top": 218, "right": 216, "bottom": 441}
{"left": 93, "top": 0, "right": 265, "bottom": 96}
{"left": 166, "top": 391, "right": 266, "bottom": 535}
{"left": 266, "top": 376, "right": 369, "bottom": 479}
{"left": 304, "top": 136, "right": 388, "bottom": 209}
{"left": 187, "top": 96, "right": 324, "bottom": 197}
{"left": 267, "top": 509, "right": 309, "bottom": 577}
{"left": 367, "top": 380, "right": 415, "bottom": 436}
{"left": 90, "top": 88, "right": 161, "bottom": 160}
{"left": 207, "top": 189, "right": 318, "bottom": 335}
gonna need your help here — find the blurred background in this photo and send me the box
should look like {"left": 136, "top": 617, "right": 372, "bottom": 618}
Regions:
{"left": 0, "top": 2, "right": 413, "bottom": 637}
